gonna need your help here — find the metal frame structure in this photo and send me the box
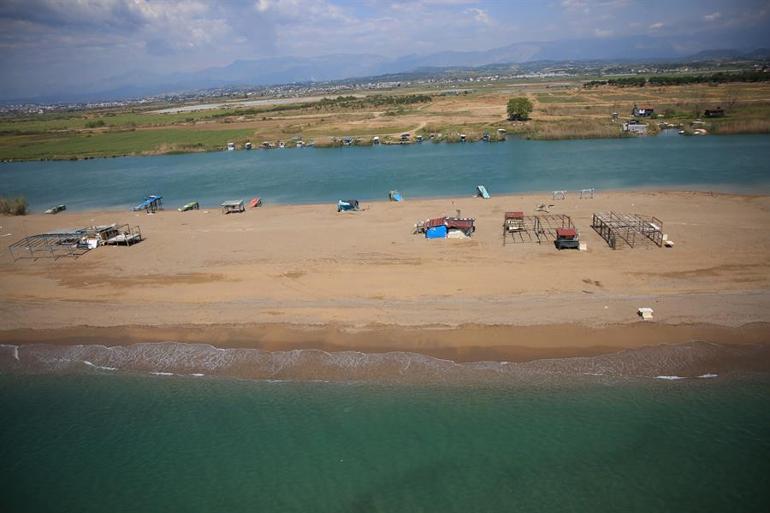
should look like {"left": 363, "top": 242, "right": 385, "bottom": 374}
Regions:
{"left": 591, "top": 212, "right": 663, "bottom": 249}
{"left": 503, "top": 214, "right": 574, "bottom": 245}
{"left": 9, "top": 229, "right": 91, "bottom": 260}
{"left": 8, "top": 224, "right": 143, "bottom": 261}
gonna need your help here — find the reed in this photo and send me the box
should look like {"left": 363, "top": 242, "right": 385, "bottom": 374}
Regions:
{"left": 0, "top": 196, "right": 28, "bottom": 215}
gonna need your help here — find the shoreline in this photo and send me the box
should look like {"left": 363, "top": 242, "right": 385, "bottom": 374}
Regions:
{"left": 2, "top": 321, "right": 770, "bottom": 364}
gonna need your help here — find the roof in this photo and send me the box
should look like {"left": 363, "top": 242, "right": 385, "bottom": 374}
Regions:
{"left": 446, "top": 218, "right": 475, "bottom": 230}
{"left": 556, "top": 227, "right": 577, "bottom": 238}
{"left": 505, "top": 211, "right": 524, "bottom": 220}
{"left": 425, "top": 217, "right": 447, "bottom": 228}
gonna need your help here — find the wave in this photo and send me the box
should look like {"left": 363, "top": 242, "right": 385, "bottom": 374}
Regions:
{"left": 0, "top": 341, "right": 767, "bottom": 385}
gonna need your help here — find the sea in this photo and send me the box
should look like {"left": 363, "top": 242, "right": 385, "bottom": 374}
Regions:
{"left": 2, "top": 135, "right": 770, "bottom": 511}
{"left": 1, "top": 134, "right": 770, "bottom": 211}
{"left": 1, "top": 342, "right": 770, "bottom": 512}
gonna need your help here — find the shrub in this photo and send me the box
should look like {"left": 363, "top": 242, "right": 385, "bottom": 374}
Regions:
{"left": 0, "top": 196, "right": 28, "bottom": 215}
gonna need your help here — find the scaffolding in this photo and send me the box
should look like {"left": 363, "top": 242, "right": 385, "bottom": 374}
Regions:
{"left": 8, "top": 224, "right": 143, "bottom": 261}
{"left": 503, "top": 214, "right": 574, "bottom": 245}
{"left": 591, "top": 212, "right": 663, "bottom": 249}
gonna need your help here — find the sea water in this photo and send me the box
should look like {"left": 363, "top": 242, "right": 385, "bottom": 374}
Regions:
{"left": 0, "top": 371, "right": 768, "bottom": 513}
{"left": 1, "top": 134, "right": 770, "bottom": 211}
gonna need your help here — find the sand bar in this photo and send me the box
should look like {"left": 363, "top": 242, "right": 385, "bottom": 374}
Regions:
{"left": 2, "top": 190, "right": 770, "bottom": 361}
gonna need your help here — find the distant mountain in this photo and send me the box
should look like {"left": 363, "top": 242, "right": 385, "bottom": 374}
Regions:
{"left": 5, "top": 31, "right": 769, "bottom": 104}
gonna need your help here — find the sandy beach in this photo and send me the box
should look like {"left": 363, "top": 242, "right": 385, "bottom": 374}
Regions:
{"left": 2, "top": 190, "right": 770, "bottom": 362}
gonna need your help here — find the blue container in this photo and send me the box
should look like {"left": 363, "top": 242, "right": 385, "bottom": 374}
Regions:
{"left": 425, "top": 225, "right": 447, "bottom": 239}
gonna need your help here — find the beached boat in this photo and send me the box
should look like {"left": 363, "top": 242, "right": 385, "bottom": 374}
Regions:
{"left": 178, "top": 201, "right": 199, "bottom": 212}
{"left": 44, "top": 204, "right": 66, "bottom": 214}
{"left": 337, "top": 199, "right": 360, "bottom": 212}
{"left": 388, "top": 190, "right": 402, "bottom": 202}
{"left": 249, "top": 197, "right": 262, "bottom": 208}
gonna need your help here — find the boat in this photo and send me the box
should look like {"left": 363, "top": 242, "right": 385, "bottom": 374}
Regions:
{"left": 249, "top": 197, "right": 262, "bottom": 208}
{"left": 44, "top": 204, "right": 66, "bottom": 214}
{"left": 388, "top": 190, "right": 402, "bottom": 202}
{"left": 476, "top": 185, "right": 490, "bottom": 199}
{"left": 337, "top": 199, "right": 360, "bottom": 212}
{"left": 178, "top": 201, "right": 199, "bottom": 212}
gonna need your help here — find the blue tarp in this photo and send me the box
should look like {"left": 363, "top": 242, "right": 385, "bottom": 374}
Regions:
{"left": 133, "top": 195, "right": 162, "bottom": 211}
{"left": 425, "top": 225, "right": 447, "bottom": 239}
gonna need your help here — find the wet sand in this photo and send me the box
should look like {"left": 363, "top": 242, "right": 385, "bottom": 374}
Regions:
{"left": 2, "top": 190, "right": 770, "bottom": 362}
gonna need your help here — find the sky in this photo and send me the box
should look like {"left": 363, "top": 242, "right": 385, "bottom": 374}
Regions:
{"left": 0, "top": 0, "right": 769, "bottom": 99}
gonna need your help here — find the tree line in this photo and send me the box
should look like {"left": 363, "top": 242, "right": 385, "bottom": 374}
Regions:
{"left": 584, "top": 70, "right": 770, "bottom": 88}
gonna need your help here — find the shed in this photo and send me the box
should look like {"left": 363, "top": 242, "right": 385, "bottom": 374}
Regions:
{"left": 221, "top": 200, "right": 245, "bottom": 214}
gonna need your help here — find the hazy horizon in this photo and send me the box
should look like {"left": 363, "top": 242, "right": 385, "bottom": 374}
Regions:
{"left": 1, "top": 0, "right": 769, "bottom": 101}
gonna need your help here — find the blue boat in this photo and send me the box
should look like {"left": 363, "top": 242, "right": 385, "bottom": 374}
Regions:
{"left": 476, "top": 185, "right": 490, "bottom": 199}
{"left": 388, "top": 190, "right": 403, "bottom": 202}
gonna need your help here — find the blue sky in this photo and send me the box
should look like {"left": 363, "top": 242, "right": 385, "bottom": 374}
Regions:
{"left": 0, "top": 0, "right": 768, "bottom": 99}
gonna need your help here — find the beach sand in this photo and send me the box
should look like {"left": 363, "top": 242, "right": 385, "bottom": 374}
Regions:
{"left": 1, "top": 190, "right": 770, "bottom": 362}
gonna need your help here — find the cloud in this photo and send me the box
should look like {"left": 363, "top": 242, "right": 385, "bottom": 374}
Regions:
{"left": 465, "top": 7, "right": 490, "bottom": 24}
{"left": 703, "top": 11, "right": 722, "bottom": 22}
{"left": 649, "top": 21, "right": 664, "bottom": 30}
{"left": 593, "top": 28, "right": 614, "bottom": 38}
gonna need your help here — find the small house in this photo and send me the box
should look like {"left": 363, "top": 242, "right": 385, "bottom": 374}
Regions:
{"left": 372, "top": 136, "right": 380, "bottom": 145}
{"left": 221, "top": 200, "right": 245, "bottom": 214}
{"left": 400, "top": 133, "right": 411, "bottom": 143}
{"left": 623, "top": 120, "right": 648, "bottom": 134}
{"left": 244, "top": 142, "right": 253, "bottom": 150}
{"left": 632, "top": 105, "right": 654, "bottom": 117}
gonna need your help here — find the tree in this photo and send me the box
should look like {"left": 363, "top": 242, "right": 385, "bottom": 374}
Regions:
{"left": 507, "top": 97, "right": 533, "bottom": 121}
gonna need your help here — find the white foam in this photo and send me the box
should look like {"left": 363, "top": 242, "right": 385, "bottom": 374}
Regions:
{"left": 150, "top": 371, "right": 174, "bottom": 376}
{"left": 697, "top": 373, "right": 719, "bottom": 379}
{"left": 190, "top": 373, "right": 205, "bottom": 377}
{"left": 0, "top": 344, "right": 20, "bottom": 361}
{"left": 655, "top": 375, "right": 686, "bottom": 380}
{"left": 82, "top": 360, "right": 117, "bottom": 371}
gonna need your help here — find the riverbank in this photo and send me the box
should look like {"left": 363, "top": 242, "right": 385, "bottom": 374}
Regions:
{"left": 2, "top": 81, "right": 768, "bottom": 161}
{"left": 2, "top": 190, "right": 770, "bottom": 362}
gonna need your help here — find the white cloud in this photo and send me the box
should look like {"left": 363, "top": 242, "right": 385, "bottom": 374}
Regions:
{"left": 649, "top": 21, "right": 664, "bottom": 30}
{"left": 703, "top": 11, "right": 721, "bottom": 22}
{"left": 593, "top": 27, "right": 613, "bottom": 38}
{"left": 466, "top": 7, "right": 490, "bottom": 24}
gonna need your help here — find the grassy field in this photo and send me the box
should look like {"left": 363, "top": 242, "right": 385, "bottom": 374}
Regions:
{"left": 1, "top": 80, "right": 769, "bottom": 160}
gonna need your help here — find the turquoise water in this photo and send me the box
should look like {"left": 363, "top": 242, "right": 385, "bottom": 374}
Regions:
{"left": 1, "top": 135, "right": 770, "bottom": 211}
{"left": 1, "top": 373, "right": 769, "bottom": 512}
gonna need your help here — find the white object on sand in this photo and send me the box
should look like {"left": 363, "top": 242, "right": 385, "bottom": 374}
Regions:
{"left": 638, "top": 307, "right": 654, "bottom": 320}
{"left": 664, "top": 240, "right": 674, "bottom": 247}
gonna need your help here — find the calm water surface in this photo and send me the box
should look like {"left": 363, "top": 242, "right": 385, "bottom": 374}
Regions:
{"left": 1, "top": 135, "right": 769, "bottom": 211}
{"left": 1, "top": 374, "right": 769, "bottom": 513}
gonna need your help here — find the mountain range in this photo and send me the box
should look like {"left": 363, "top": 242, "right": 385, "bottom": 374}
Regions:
{"left": 8, "top": 32, "right": 770, "bottom": 104}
